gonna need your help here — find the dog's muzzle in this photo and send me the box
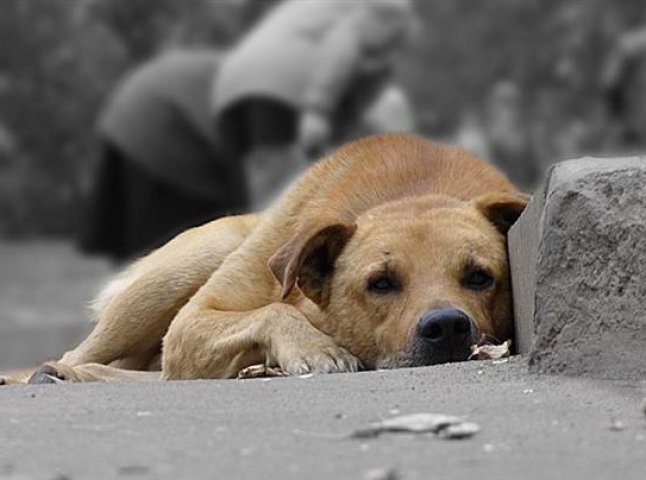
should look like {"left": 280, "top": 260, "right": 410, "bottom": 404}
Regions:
{"left": 411, "top": 308, "right": 476, "bottom": 365}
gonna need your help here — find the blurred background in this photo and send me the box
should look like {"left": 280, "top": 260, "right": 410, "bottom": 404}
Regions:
{"left": 2, "top": 0, "right": 646, "bottom": 369}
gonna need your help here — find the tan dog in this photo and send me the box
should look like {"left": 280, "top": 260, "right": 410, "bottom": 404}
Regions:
{"left": 2, "top": 134, "right": 527, "bottom": 385}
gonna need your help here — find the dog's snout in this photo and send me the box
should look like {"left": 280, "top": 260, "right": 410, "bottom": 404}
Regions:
{"left": 417, "top": 308, "right": 472, "bottom": 346}
{"left": 409, "top": 308, "right": 477, "bottom": 366}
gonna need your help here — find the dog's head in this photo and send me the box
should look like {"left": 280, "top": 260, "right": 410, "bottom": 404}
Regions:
{"left": 269, "top": 192, "right": 527, "bottom": 369}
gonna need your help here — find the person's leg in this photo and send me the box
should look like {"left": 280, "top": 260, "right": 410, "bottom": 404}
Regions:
{"left": 216, "top": 103, "right": 251, "bottom": 210}
{"left": 244, "top": 99, "right": 297, "bottom": 147}
{"left": 78, "top": 142, "right": 128, "bottom": 261}
{"left": 234, "top": 99, "right": 305, "bottom": 209}
{"left": 121, "top": 160, "right": 232, "bottom": 259}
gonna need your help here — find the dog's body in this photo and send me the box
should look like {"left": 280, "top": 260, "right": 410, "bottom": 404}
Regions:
{"left": 3, "top": 134, "right": 527, "bottom": 385}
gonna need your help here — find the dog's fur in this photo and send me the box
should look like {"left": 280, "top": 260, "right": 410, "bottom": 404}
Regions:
{"left": 2, "top": 134, "right": 527, "bottom": 384}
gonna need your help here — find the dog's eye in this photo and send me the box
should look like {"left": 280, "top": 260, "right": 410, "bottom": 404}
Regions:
{"left": 367, "top": 275, "right": 400, "bottom": 294}
{"left": 462, "top": 269, "right": 494, "bottom": 291}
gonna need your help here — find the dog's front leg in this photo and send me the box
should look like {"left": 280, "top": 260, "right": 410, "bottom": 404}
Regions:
{"left": 162, "top": 302, "right": 360, "bottom": 380}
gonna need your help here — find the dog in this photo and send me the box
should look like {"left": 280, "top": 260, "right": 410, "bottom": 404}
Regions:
{"left": 1, "top": 134, "right": 527, "bottom": 385}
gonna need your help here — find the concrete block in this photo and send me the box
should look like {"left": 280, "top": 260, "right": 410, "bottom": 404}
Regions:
{"left": 509, "top": 157, "right": 646, "bottom": 379}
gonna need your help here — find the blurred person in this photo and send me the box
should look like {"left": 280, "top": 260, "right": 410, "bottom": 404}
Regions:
{"left": 80, "top": 49, "right": 244, "bottom": 262}
{"left": 355, "top": 83, "right": 416, "bottom": 136}
{"left": 212, "top": 0, "right": 417, "bottom": 209}
{"left": 602, "top": 15, "right": 646, "bottom": 152}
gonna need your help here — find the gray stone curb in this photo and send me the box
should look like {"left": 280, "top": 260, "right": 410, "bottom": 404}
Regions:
{"left": 509, "top": 157, "right": 646, "bottom": 379}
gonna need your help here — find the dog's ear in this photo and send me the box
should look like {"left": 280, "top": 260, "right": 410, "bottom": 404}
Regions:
{"left": 473, "top": 192, "right": 529, "bottom": 234}
{"left": 269, "top": 223, "right": 356, "bottom": 306}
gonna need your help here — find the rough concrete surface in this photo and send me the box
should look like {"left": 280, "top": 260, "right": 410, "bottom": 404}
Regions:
{"left": 509, "top": 157, "right": 646, "bottom": 379}
{"left": 1, "top": 359, "right": 645, "bottom": 480}
{"left": 508, "top": 179, "right": 546, "bottom": 355}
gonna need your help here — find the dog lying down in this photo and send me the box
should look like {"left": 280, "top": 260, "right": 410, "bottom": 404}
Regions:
{"left": 2, "top": 134, "right": 527, "bottom": 385}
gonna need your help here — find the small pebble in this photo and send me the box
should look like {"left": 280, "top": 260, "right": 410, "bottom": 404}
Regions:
{"left": 363, "top": 467, "right": 399, "bottom": 480}
{"left": 438, "top": 422, "right": 481, "bottom": 440}
{"left": 609, "top": 420, "right": 625, "bottom": 431}
{"left": 352, "top": 413, "right": 462, "bottom": 438}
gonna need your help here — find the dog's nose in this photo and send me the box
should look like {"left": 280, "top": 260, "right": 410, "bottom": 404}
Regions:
{"left": 416, "top": 308, "right": 472, "bottom": 349}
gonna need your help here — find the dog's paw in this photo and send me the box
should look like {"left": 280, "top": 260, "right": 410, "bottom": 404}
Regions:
{"left": 282, "top": 349, "right": 361, "bottom": 375}
{"left": 0, "top": 375, "right": 26, "bottom": 385}
{"left": 273, "top": 339, "right": 362, "bottom": 376}
{"left": 28, "top": 364, "right": 77, "bottom": 385}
